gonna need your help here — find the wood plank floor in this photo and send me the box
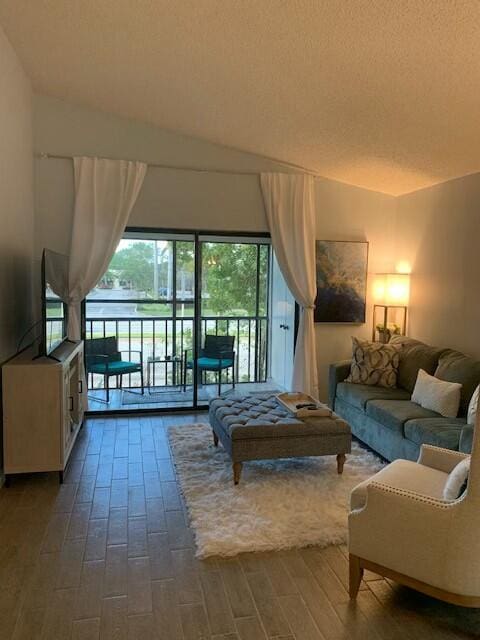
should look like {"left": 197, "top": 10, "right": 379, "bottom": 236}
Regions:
{"left": 0, "top": 413, "right": 478, "bottom": 639}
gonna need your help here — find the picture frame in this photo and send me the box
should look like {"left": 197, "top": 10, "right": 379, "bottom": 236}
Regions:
{"left": 314, "top": 239, "right": 369, "bottom": 323}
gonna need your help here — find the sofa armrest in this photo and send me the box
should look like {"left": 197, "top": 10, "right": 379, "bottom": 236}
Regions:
{"left": 417, "top": 444, "right": 469, "bottom": 473}
{"left": 328, "top": 360, "right": 351, "bottom": 409}
{"left": 459, "top": 425, "right": 474, "bottom": 454}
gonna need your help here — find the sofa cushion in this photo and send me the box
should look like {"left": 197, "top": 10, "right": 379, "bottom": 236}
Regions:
{"left": 336, "top": 382, "right": 410, "bottom": 411}
{"left": 435, "top": 351, "right": 480, "bottom": 416}
{"left": 366, "top": 399, "right": 439, "bottom": 434}
{"left": 350, "top": 459, "right": 448, "bottom": 510}
{"left": 411, "top": 369, "right": 462, "bottom": 418}
{"left": 389, "top": 335, "right": 446, "bottom": 393}
{"left": 404, "top": 417, "right": 466, "bottom": 450}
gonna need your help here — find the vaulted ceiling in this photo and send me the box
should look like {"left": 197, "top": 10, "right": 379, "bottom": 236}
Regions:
{"left": 1, "top": 1, "right": 480, "bottom": 195}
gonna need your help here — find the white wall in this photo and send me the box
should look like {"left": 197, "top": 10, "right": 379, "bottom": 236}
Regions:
{"left": 395, "top": 173, "right": 480, "bottom": 359}
{"left": 0, "top": 26, "right": 34, "bottom": 478}
{"left": 0, "top": 28, "right": 34, "bottom": 364}
{"left": 314, "top": 180, "right": 396, "bottom": 397}
{"left": 34, "top": 95, "right": 397, "bottom": 400}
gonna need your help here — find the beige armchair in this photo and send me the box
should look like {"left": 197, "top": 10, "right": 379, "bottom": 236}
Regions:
{"left": 348, "top": 410, "right": 480, "bottom": 607}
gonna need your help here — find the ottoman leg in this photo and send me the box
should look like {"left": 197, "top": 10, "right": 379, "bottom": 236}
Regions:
{"left": 233, "top": 462, "right": 243, "bottom": 485}
{"left": 337, "top": 453, "right": 346, "bottom": 474}
{"left": 212, "top": 430, "right": 219, "bottom": 447}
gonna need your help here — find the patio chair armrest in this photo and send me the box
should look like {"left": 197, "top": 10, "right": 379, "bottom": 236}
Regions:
{"left": 85, "top": 353, "right": 110, "bottom": 372}
{"left": 119, "top": 349, "right": 143, "bottom": 364}
{"left": 217, "top": 350, "right": 235, "bottom": 360}
{"left": 417, "top": 444, "right": 469, "bottom": 473}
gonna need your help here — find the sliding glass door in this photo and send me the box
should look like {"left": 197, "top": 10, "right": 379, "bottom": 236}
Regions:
{"left": 198, "top": 237, "right": 270, "bottom": 398}
{"left": 85, "top": 230, "right": 271, "bottom": 413}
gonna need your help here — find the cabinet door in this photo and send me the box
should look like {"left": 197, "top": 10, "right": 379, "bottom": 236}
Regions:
{"left": 63, "top": 368, "right": 72, "bottom": 460}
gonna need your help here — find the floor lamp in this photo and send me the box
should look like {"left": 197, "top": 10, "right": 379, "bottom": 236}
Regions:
{"left": 372, "top": 273, "right": 410, "bottom": 343}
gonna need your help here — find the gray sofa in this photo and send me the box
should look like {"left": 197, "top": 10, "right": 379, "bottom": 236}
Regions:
{"left": 329, "top": 336, "right": 480, "bottom": 461}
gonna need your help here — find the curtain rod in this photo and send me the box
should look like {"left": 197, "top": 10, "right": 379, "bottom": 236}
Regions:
{"left": 35, "top": 152, "right": 316, "bottom": 178}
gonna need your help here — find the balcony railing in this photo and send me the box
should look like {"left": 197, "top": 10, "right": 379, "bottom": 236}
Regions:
{"left": 84, "top": 314, "right": 268, "bottom": 391}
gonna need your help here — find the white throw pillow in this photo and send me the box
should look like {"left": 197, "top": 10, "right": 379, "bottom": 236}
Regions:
{"left": 411, "top": 369, "right": 462, "bottom": 418}
{"left": 467, "top": 384, "right": 479, "bottom": 425}
{"left": 443, "top": 457, "right": 470, "bottom": 501}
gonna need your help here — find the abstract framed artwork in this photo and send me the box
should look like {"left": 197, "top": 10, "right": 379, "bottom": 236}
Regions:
{"left": 314, "top": 240, "right": 369, "bottom": 323}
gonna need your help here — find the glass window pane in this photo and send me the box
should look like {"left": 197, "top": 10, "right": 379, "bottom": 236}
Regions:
{"left": 201, "top": 242, "right": 258, "bottom": 317}
{"left": 87, "top": 238, "right": 157, "bottom": 300}
{"left": 135, "top": 303, "right": 173, "bottom": 317}
{"left": 85, "top": 301, "right": 172, "bottom": 319}
{"left": 46, "top": 300, "right": 64, "bottom": 318}
{"left": 176, "top": 303, "right": 194, "bottom": 318}
{"left": 154, "top": 240, "right": 173, "bottom": 299}
{"left": 258, "top": 244, "right": 269, "bottom": 316}
{"left": 176, "top": 241, "right": 195, "bottom": 301}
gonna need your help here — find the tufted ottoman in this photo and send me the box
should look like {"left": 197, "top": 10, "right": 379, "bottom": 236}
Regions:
{"left": 209, "top": 393, "right": 351, "bottom": 484}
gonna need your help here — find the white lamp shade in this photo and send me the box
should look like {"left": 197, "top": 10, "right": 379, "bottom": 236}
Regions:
{"left": 373, "top": 273, "right": 410, "bottom": 306}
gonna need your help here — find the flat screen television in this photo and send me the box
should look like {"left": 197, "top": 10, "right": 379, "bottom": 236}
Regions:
{"left": 41, "top": 249, "right": 70, "bottom": 356}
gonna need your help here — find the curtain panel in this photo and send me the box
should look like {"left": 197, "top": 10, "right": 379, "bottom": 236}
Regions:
{"left": 66, "top": 157, "right": 146, "bottom": 412}
{"left": 260, "top": 172, "right": 318, "bottom": 398}
{"left": 67, "top": 156, "right": 147, "bottom": 339}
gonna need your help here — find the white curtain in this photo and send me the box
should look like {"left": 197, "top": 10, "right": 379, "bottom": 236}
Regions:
{"left": 260, "top": 173, "right": 318, "bottom": 397}
{"left": 67, "top": 157, "right": 147, "bottom": 339}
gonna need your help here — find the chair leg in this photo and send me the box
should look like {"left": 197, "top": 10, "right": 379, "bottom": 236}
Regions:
{"left": 140, "top": 367, "right": 144, "bottom": 395}
{"left": 119, "top": 374, "right": 123, "bottom": 390}
{"left": 212, "top": 430, "right": 219, "bottom": 447}
{"left": 233, "top": 462, "right": 243, "bottom": 485}
{"left": 349, "top": 554, "right": 364, "bottom": 599}
{"left": 105, "top": 375, "right": 109, "bottom": 404}
{"left": 232, "top": 364, "right": 235, "bottom": 389}
{"left": 337, "top": 453, "right": 346, "bottom": 474}
{"left": 218, "top": 369, "right": 221, "bottom": 396}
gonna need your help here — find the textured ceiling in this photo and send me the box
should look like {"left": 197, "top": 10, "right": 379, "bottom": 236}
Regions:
{"left": 1, "top": 1, "right": 480, "bottom": 195}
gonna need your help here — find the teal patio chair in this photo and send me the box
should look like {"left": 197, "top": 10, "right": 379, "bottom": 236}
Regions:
{"left": 183, "top": 334, "right": 236, "bottom": 395}
{"left": 85, "top": 336, "right": 144, "bottom": 403}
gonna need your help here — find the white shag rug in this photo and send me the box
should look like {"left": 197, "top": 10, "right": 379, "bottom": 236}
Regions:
{"left": 168, "top": 423, "right": 384, "bottom": 558}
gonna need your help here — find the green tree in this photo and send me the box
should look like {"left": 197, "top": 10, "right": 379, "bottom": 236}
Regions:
{"left": 106, "top": 240, "right": 269, "bottom": 315}
{"left": 201, "top": 243, "right": 268, "bottom": 316}
{"left": 109, "top": 241, "right": 154, "bottom": 295}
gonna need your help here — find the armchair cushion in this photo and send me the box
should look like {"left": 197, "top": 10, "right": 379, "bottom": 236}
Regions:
{"left": 336, "top": 382, "right": 410, "bottom": 411}
{"left": 366, "top": 399, "right": 438, "bottom": 434}
{"left": 188, "top": 356, "right": 234, "bottom": 371}
{"left": 404, "top": 417, "right": 466, "bottom": 450}
{"left": 467, "top": 384, "right": 479, "bottom": 425}
{"left": 350, "top": 458, "right": 448, "bottom": 511}
{"left": 443, "top": 457, "right": 470, "bottom": 501}
{"left": 88, "top": 360, "right": 141, "bottom": 375}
